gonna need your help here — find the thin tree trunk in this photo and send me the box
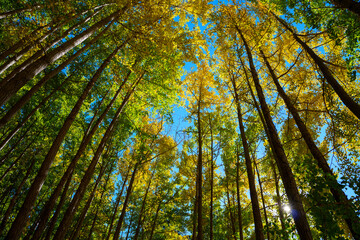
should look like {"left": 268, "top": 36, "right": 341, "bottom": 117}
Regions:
{"left": 209, "top": 117, "right": 214, "bottom": 240}
{"left": 196, "top": 81, "right": 203, "bottom": 240}
{"left": 0, "top": 4, "right": 41, "bottom": 20}
{"left": 70, "top": 163, "right": 108, "bottom": 240}
{"left": 133, "top": 170, "right": 155, "bottom": 240}
{"left": 54, "top": 75, "right": 141, "bottom": 240}
{"left": 273, "top": 14, "right": 360, "bottom": 120}
{"left": 226, "top": 184, "right": 237, "bottom": 240}
{"left": 105, "top": 168, "right": 130, "bottom": 240}
{"left": 236, "top": 26, "right": 313, "bottom": 240}
{"left": 230, "top": 75, "right": 265, "bottom": 240}
{"left": 0, "top": 6, "right": 125, "bottom": 106}
{"left": 149, "top": 200, "right": 162, "bottom": 240}
{"left": 0, "top": 156, "right": 36, "bottom": 235}
{"left": 30, "top": 78, "right": 117, "bottom": 240}
{"left": 254, "top": 159, "right": 270, "bottom": 240}
{"left": 0, "top": 17, "right": 117, "bottom": 128}
{"left": 0, "top": 8, "right": 102, "bottom": 89}
{"left": 235, "top": 148, "right": 244, "bottom": 240}
{"left": 4, "top": 46, "right": 121, "bottom": 240}
{"left": 272, "top": 161, "right": 286, "bottom": 231}
{"left": 0, "top": 72, "right": 72, "bottom": 150}
{"left": 261, "top": 49, "right": 360, "bottom": 239}
{"left": 113, "top": 162, "right": 139, "bottom": 240}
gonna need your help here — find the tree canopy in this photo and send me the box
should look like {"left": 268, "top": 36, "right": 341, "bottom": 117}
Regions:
{"left": 0, "top": 0, "right": 359, "bottom": 239}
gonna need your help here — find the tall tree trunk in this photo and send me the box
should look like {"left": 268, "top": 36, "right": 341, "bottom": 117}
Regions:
{"left": 0, "top": 156, "right": 36, "bottom": 235}
{"left": 0, "top": 5, "right": 126, "bottom": 106}
{"left": 113, "top": 162, "right": 139, "bottom": 240}
{"left": 226, "top": 182, "right": 237, "bottom": 240}
{"left": 0, "top": 8, "right": 102, "bottom": 89}
{"left": 209, "top": 116, "right": 214, "bottom": 240}
{"left": 105, "top": 167, "right": 130, "bottom": 240}
{"left": 149, "top": 200, "right": 162, "bottom": 240}
{"left": 330, "top": 0, "right": 360, "bottom": 17}
{"left": 196, "top": 81, "right": 203, "bottom": 240}
{"left": 133, "top": 170, "right": 155, "bottom": 240}
{"left": 4, "top": 45, "right": 121, "bottom": 240}
{"left": 30, "top": 78, "right": 117, "bottom": 240}
{"left": 261, "top": 49, "right": 360, "bottom": 239}
{"left": 0, "top": 19, "right": 117, "bottom": 128}
{"left": 230, "top": 75, "right": 265, "bottom": 240}
{"left": 254, "top": 158, "right": 270, "bottom": 240}
{"left": 236, "top": 26, "right": 313, "bottom": 240}
{"left": 53, "top": 75, "right": 141, "bottom": 240}
{"left": 273, "top": 14, "right": 360, "bottom": 120}
{"left": 70, "top": 162, "right": 108, "bottom": 240}
{"left": 0, "top": 72, "right": 72, "bottom": 150}
{"left": 271, "top": 161, "right": 286, "bottom": 231}
{"left": 0, "top": 4, "right": 41, "bottom": 20}
{"left": 235, "top": 148, "right": 244, "bottom": 240}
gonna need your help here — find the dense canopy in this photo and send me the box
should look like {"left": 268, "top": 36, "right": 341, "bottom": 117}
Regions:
{"left": 0, "top": 0, "right": 359, "bottom": 239}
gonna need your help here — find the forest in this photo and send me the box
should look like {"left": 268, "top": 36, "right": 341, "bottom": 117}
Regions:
{"left": 0, "top": 0, "right": 359, "bottom": 239}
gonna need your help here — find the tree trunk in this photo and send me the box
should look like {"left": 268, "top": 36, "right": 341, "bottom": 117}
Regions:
{"left": 226, "top": 183, "right": 237, "bottom": 240}
{"left": 149, "top": 200, "right": 162, "bottom": 240}
{"left": 133, "top": 170, "right": 154, "bottom": 240}
{"left": 273, "top": 14, "right": 360, "bottom": 120}
{"left": 254, "top": 158, "right": 270, "bottom": 240}
{"left": 0, "top": 4, "right": 41, "bottom": 20}
{"left": 196, "top": 81, "right": 203, "bottom": 240}
{"left": 0, "top": 18, "right": 117, "bottom": 128}
{"left": 54, "top": 75, "right": 141, "bottom": 240}
{"left": 209, "top": 116, "right": 214, "bottom": 240}
{"left": 70, "top": 162, "right": 108, "bottom": 240}
{"left": 236, "top": 26, "right": 313, "bottom": 240}
{"left": 4, "top": 46, "right": 121, "bottom": 240}
{"left": 0, "top": 72, "right": 72, "bottom": 150}
{"left": 105, "top": 167, "right": 130, "bottom": 240}
{"left": 0, "top": 156, "right": 36, "bottom": 235}
{"left": 235, "top": 148, "right": 244, "bottom": 240}
{"left": 113, "top": 162, "right": 139, "bottom": 240}
{"left": 261, "top": 49, "right": 360, "bottom": 239}
{"left": 230, "top": 75, "right": 265, "bottom": 240}
{"left": 331, "top": 0, "right": 360, "bottom": 17}
{"left": 272, "top": 161, "right": 286, "bottom": 231}
{"left": 0, "top": 6, "right": 125, "bottom": 106}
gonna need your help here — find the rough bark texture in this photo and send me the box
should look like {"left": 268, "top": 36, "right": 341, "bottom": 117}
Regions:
{"left": 236, "top": 25, "right": 313, "bottom": 240}
{"left": 231, "top": 76, "right": 265, "bottom": 240}
{"left": 274, "top": 14, "right": 360, "bottom": 120}
{"left": 261, "top": 49, "right": 360, "bottom": 239}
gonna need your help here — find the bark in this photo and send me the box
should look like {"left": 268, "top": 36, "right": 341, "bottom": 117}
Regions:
{"left": 196, "top": 81, "right": 203, "bottom": 240}
{"left": 0, "top": 121, "right": 33, "bottom": 166}
{"left": 30, "top": 79, "right": 117, "bottom": 240}
{"left": 231, "top": 75, "right": 265, "bottom": 240}
{"left": 254, "top": 159, "right": 270, "bottom": 240}
{"left": 272, "top": 161, "right": 286, "bottom": 231}
{"left": 331, "top": 0, "right": 360, "bottom": 17}
{"left": 0, "top": 8, "right": 102, "bottom": 89}
{"left": 54, "top": 75, "right": 141, "bottom": 240}
{"left": 133, "top": 170, "right": 155, "bottom": 240}
{"left": 273, "top": 14, "right": 360, "bottom": 120}
{"left": 105, "top": 168, "right": 130, "bottom": 240}
{"left": 236, "top": 26, "right": 313, "bottom": 240}
{"left": 0, "top": 156, "right": 36, "bottom": 235}
{"left": 70, "top": 163, "right": 108, "bottom": 240}
{"left": 0, "top": 21, "right": 116, "bottom": 128}
{"left": 113, "top": 162, "right": 139, "bottom": 240}
{"left": 0, "top": 4, "right": 41, "bottom": 20}
{"left": 226, "top": 183, "right": 237, "bottom": 240}
{"left": 149, "top": 200, "right": 162, "bottom": 240}
{"left": 4, "top": 46, "right": 121, "bottom": 240}
{"left": 0, "top": 72, "right": 72, "bottom": 150}
{"left": 235, "top": 148, "right": 244, "bottom": 240}
{"left": 261, "top": 49, "right": 360, "bottom": 239}
{"left": 209, "top": 117, "right": 214, "bottom": 240}
{"left": 0, "top": 6, "right": 125, "bottom": 106}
